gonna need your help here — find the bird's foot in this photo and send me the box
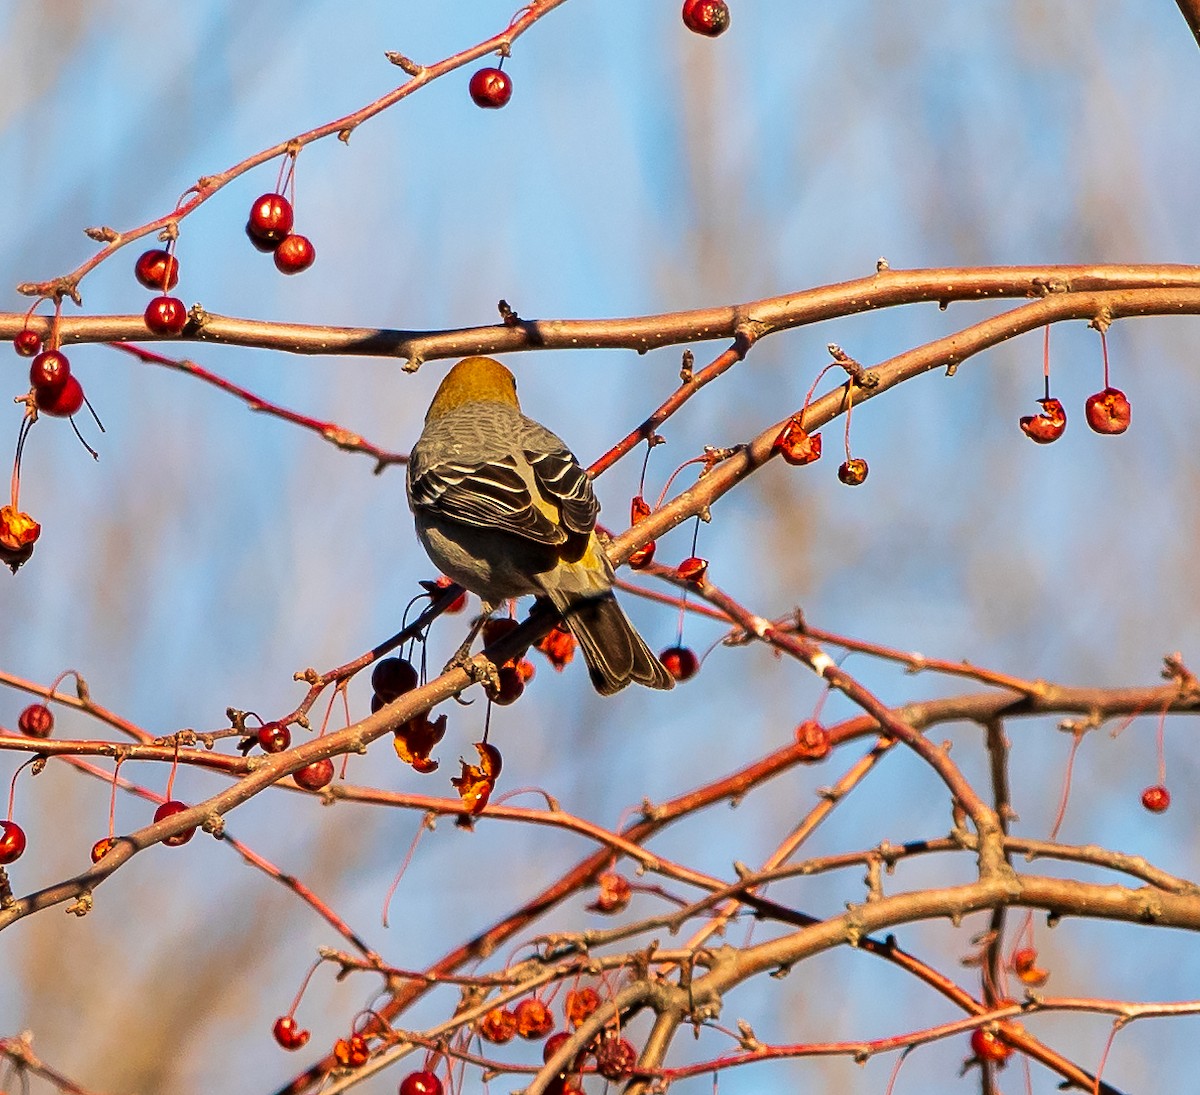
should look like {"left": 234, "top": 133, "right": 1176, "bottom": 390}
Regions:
{"left": 453, "top": 653, "right": 501, "bottom": 693}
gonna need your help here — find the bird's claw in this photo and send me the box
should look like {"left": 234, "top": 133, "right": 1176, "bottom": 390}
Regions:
{"left": 449, "top": 653, "right": 501, "bottom": 693}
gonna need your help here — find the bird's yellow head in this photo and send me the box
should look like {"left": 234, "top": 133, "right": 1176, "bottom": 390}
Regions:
{"left": 425, "top": 356, "right": 519, "bottom": 422}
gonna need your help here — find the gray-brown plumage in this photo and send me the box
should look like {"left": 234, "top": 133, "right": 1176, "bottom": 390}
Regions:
{"left": 407, "top": 356, "right": 673, "bottom": 695}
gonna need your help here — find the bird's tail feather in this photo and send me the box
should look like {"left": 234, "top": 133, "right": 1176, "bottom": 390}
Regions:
{"left": 549, "top": 591, "right": 674, "bottom": 695}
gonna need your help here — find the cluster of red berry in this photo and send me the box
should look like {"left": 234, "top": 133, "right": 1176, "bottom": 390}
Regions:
{"left": 246, "top": 193, "right": 315, "bottom": 274}
{"left": 135, "top": 247, "right": 189, "bottom": 335}
{"left": 477, "top": 988, "right": 638, "bottom": 1090}
{"left": 1020, "top": 385, "right": 1130, "bottom": 443}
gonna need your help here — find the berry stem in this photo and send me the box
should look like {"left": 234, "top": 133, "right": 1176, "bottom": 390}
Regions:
{"left": 107, "top": 758, "right": 124, "bottom": 839}
{"left": 165, "top": 737, "right": 181, "bottom": 801}
{"left": 7, "top": 756, "right": 37, "bottom": 820}
{"left": 381, "top": 819, "right": 431, "bottom": 929}
{"left": 843, "top": 383, "right": 856, "bottom": 461}
{"left": 1155, "top": 706, "right": 1167, "bottom": 787}
{"left": 1042, "top": 324, "right": 1051, "bottom": 401}
{"left": 285, "top": 956, "right": 324, "bottom": 1018}
{"left": 1100, "top": 328, "right": 1111, "bottom": 388}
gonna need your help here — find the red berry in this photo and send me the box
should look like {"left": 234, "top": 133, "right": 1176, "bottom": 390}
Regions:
{"left": 14, "top": 330, "right": 42, "bottom": 357}
{"left": 469, "top": 67, "right": 513, "bottom": 109}
{"left": 1085, "top": 387, "right": 1131, "bottom": 435}
{"left": 272, "top": 1015, "right": 311, "bottom": 1051}
{"left": 18, "top": 703, "right": 53, "bottom": 738}
{"left": 274, "top": 233, "right": 316, "bottom": 274}
{"left": 487, "top": 663, "right": 526, "bottom": 705}
{"left": 479, "top": 1006, "right": 518, "bottom": 1044}
{"left": 676, "top": 555, "right": 708, "bottom": 583}
{"left": 134, "top": 249, "right": 180, "bottom": 292}
{"left": 837, "top": 457, "right": 869, "bottom": 486}
{"left": 595, "top": 1035, "right": 638, "bottom": 1080}
{"left": 970, "top": 1027, "right": 1012, "bottom": 1064}
{"left": 0, "top": 820, "right": 27, "bottom": 865}
{"left": 90, "top": 837, "right": 116, "bottom": 863}
{"left": 294, "top": 758, "right": 335, "bottom": 791}
{"left": 1141, "top": 784, "right": 1170, "bottom": 813}
{"left": 773, "top": 418, "right": 822, "bottom": 465}
{"left": 154, "top": 800, "right": 196, "bottom": 846}
{"left": 659, "top": 645, "right": 698, "bottom": 682}
{"left": 144, "top": 296, "right": 188, "bottom": 335}
{"left": 433, "top": 575, "right": 467, "bottom": 612}
{"left": 36, "top": 375, "right": 85, "bottom": 418}
{"left": 247, "top": 193, "right": 294, "bottom": 246}
{"left": 1019, "top": 397, "right": 1066, "bottom": 444}
{"left": 399, "top": 1070, "right": 444, "bottom": 1095}
{"left": 628, "top": 541, "right": 656, "bottom": 569}
{"left": 29, "top": 349, "right": 71, "bottom": 391}
{"left": 794, "top": 719, "right": 831, "bottom": 762}
{"left": 333, "top": 1034, "right": 370, "bottom": 1067}
{"left": 371, "top": 657, "right": 419, "bottom": 701}
{"left": 257, "top": 721, "right": 291, "bottom": 753}
{"left": 514, "top": 996, "right": 555, "bottom": 1039}
{"left": 543, "top": 1030, "right": 575, "bottom": 1064}
{"left": 564, "top": 987, "right": 601, "bottom": 1028}
{"left": 682, "top": 0, "right": 731, "bottom": 37}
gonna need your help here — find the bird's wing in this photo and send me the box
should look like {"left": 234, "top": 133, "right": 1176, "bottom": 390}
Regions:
{"left": 525, "top": 443, "right": 599, "bottom": 536}
{"left": 409, "top": 451, "right": 567, "bottom": 546}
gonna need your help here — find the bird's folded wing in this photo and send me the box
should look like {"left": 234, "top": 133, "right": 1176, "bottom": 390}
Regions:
{"left": 409, "top": 454, "right": 566, "bottom": 546}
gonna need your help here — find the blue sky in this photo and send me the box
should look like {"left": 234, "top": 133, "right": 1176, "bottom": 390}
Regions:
{"left": 2, "top": 4, "right": 1200, "bottom": 1093}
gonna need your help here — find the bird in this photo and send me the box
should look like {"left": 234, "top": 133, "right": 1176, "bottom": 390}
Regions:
{"left": 407, "top": 356, "right": 674, "bottom": 696}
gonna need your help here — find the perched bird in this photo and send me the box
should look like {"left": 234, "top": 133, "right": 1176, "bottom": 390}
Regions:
{"left": 407, "top": 356, "right": 673, "bottom": 695}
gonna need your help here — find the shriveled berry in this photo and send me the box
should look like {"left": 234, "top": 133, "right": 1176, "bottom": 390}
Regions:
{"left": 1141, "top": 784, "right": 1170, "bottom": 813}
{"left": 794, "top": 719, "right": 831, "bottom": 761}
{"left": 247, "top": 193, "right": 294, "bottom": 245}
{"left": 564, "top": 987, "right": 601, "bottom": 1028}
{"left": 274, "top": 233, "right": 316, "bottom": 274}
{"left": 399, "top": 1070, "right": 444, "bottom": 1095}
{"left": 1085, "top": 387, "right": 1131, "bottom": 435}
{"left": 134, "top": 249, "right": 180, "bottom": 291}
{"left": 774, "top": 418, "right": 822, "bottom": 465}
{"left": 18, "top": 703, "right": 53, "bottom": 738}
{"left": 332, "top": 1033, "right": 370, "bottom": 1067}
{"left": 36, "top": 375, "right": 85, "bottom": 417}
{"left": 90, "top": 836, "right": 116, "bottom": 863}
{"left": 294, "top": 758, "right": 334, "bottom": 791}
{"left": 1011, "top": 945, "right": 1049, "bottom": 987}
{"left": 587, "top": 870, "right": 633, "bottom": 913}
{"left": 595, "top": 1034, "right": 637, "bottom": 1080}
{"left": 272, "top": 1016, "right": 310, "bottom": 1050}
{"left": 371, "top": 657, "right": 419, "bottom": 701}
{"left": 970, "top": 1027, "right": 1012, "bottom": 1064}
{"left": 14, "top": 330, "right": 42, "bottom": 357}
{"left": 479, "top": 1006, "right": 518, "bottom": 1044}
{"left": 676, "top": 555, "right": 708, "bottom": 583}
{"left": 257, "top": 721, "right": 291, "bottom": 753}
{"left": 837, "top": 457, "right": 869, "bottom": 485}
{"left": 628, "top": 541, "right": 656, "bottom": 569}
{"left": 469, "top": 66, "right": 513, "bottom": 109}
{"left": 154, "top": 800, "right": 196, "bottom": 846}
{"left": 682, "top": 0, "right": 731, "bottom": 37}
{"left": 29, "top": 350, "right": 71, "bottom": 391}
{"left": 659, "top": 645, "right": 698, "bottom": 682}
{"left": 144, "top": 296, "right": 188, "bottom": 335}
{"left": 514, "top": 996, "right": 554, "bottom": 1039}
{"left": 0, "top": 820, "right": 28, "bottom": 864}
{"left": 1019, "top": 397, "right": 1066, "bottom": 444}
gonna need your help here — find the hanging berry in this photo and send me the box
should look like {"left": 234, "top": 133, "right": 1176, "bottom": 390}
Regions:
{"left": 682, "top": 0, "right": 731, "bottom": 37}
{"left": 469, "top": 66, "right": 513, "bottom": 109}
